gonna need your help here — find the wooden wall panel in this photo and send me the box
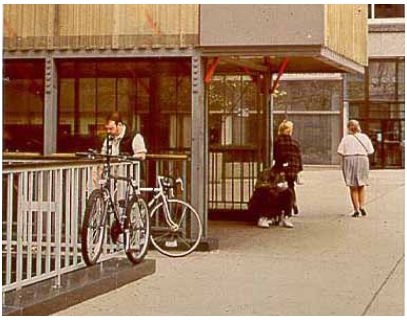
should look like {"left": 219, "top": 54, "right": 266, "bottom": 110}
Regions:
{"left": 3, "top": 4, "right": 199, "bottom": 51}
{"left": 325, "top": 4, "right": 368, "bottom": 66}
{"left": 4, "top": 4, "right": 54, "bottom": 50}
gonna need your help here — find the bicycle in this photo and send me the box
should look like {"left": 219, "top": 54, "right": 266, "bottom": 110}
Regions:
{"left": 76, "top": 149, "right": 150, "bottom": 266}
{"left": 140, "top": 175, "right": 203, "bottom": 257}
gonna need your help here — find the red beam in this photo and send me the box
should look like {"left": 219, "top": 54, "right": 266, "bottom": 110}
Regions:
{"left": 204, "top": 57, "right": 220, "bottom": 83}
{"left": 270, "top": 58, "right": 289, "bottom": 94}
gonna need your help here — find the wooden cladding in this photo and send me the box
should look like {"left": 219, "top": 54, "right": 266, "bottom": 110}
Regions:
{"left": 4, "top": 4, "right": 368, "bottom": 68}
{"left": 325, "top": 4, "right": 368, "bottom": 66}
{"left": 4, "top": 4, "right": 199, "bottom": 50}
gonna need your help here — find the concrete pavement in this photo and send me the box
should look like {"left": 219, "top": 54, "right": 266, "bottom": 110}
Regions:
{"left": 54, "top": 168, "right": 405, "bottom": 316}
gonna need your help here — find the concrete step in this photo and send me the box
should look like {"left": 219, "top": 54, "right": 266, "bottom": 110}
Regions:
{"left": 3, "top": 258, "right": 155, "bottom": 316}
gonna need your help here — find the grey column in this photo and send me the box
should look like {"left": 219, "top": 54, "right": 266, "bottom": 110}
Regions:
{"left": 43, "top": 56, "right": 58, "bottom": 155}
{"left": 342, "top": 74, "right": 349, "bottom": 136}
{"left": 191, "top": 54, "right": 208, "bottom": 238}
{"left": 265, "top": 71, "right": 273, "bottom": 166}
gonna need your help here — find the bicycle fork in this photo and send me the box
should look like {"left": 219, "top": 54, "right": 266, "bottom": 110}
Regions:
{"left": 160, "top": 198, "right": 178, "bottom": 231}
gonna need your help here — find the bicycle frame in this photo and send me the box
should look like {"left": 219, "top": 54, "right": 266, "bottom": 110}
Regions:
{"left": 139, "top": 176, "right": 179, "bottom": 229}
{"left": 93, "top": 136, "right": 141, "bottom": 232}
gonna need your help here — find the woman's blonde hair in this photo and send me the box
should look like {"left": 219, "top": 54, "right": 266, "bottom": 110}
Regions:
{"left": 348, "top": 119, "right": 361, "bottom": 134}
{"left": 278, "top": 120, "right": 293, "bottom": 135}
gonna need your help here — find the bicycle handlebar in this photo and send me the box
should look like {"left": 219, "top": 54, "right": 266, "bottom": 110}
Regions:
{"left": 75, "top": 149, "right": 141, "bottom": 162}
{"left": 175, "top": 177, "right": 185, "bottom": 191}
{"left": 158, "top": 175, "right": 184, "bottom": 192}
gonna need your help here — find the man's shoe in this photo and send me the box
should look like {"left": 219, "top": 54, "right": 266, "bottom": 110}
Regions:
{"left": 280, "top": 217, "right": 294, "bottom": 228}
{"left": 351, "top": 211, "right": 360, "bottom": 218}
{"left": 360, "top": 208, "right": 367, "bottom": 216}
{"left": 293, "top": 205, "right": 299, "bottom": 215}
{"left": 110, "top": 220, "right": 122, "bottom": 243}
{"left": 257, "top": 216, "right": 270, "bottom": 228}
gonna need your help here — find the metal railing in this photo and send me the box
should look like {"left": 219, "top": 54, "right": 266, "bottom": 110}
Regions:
{"left": 2, "top": 153, "right": 190, "bottom": 293}
{"left": 2, "top": 159, "right": 140, "bottom": 293}
{"left": 209, "top": 147, "right": 263, "bottom": 211}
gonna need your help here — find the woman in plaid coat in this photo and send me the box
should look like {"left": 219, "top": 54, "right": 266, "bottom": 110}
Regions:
{"left": 273, "top": 120, "right": 303, "bottom": 219}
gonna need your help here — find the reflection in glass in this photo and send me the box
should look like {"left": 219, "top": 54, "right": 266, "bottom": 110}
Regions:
{"left": 3, "top": 60, "right": 45, "bottom": 152}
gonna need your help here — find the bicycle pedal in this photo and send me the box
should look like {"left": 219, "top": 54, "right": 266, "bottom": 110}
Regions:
{"left": 165, "top": 240, "right": 178, "bottom": 248}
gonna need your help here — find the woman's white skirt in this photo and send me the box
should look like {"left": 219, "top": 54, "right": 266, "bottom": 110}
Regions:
{"left": 342, "top": 155, "right": 370, "bottom": 187}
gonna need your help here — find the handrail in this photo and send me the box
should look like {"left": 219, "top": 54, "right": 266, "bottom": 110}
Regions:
{"left": 3, "top": 159, "right": 107, "bottom": 172}
{"left": 3, "top": 152, "right": 189, "bottom": 161}
{"left": 3, "top": 153, "right": 190, "bottom": 172}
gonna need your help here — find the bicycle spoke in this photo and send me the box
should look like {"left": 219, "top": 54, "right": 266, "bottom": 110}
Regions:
{"left": 149, "top": 199, "right": 202, "bottom": 257}
{"left": 81, "top": 190, "right": 107, "bottom": 266}
{"left": 175, "top": 234, "right": 192, "bottom": 249}
{"left": 153, "top": 231, "right": 173, "bottom": 242}
{"left": 125, "top": 196, "right": 149, "bottom": 264}
{"left": 176, "top": 206, "right": 188, "bottom": 226}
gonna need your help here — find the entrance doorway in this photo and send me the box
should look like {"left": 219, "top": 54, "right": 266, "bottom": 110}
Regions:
{"left": 208, "top": 74, "right": 267, "bottom": 213}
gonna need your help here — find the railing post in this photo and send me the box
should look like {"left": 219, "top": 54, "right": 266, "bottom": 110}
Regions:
{"left": 16, "top": 173, "right": 24, "bottom": 290}
{"left": 6, "top": 174, "right": 14, "bottom": 286}
{"left": 54, "top": 169, "right": 63, "bottom": 288}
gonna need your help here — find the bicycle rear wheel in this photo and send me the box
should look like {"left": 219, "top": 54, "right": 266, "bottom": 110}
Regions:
{"left": 150, "top": 199, "right": 202, "bottom": 257}
{"left": 81, "top": 189, "right": 107, "bottom": 266}
{"left": 124, "top": 195, "right": 150, "bottom": 264}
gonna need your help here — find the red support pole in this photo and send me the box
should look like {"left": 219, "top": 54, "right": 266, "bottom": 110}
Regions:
{"left": 270, "top": 57, "right": 289, "bottom": 94}
{"left": 204, "top": 57, "right": 220, "bottom": 83}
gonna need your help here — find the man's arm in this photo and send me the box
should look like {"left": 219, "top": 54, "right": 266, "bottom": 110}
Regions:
{"left": 132, "top": 133, "right": 147, "bottom": 160}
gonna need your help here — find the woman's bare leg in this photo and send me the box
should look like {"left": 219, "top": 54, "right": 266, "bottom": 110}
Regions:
{"left": 350, "top": 187, "right": 360, "bottom": 211}
{"left": 358, "top": 186, "right": 366, "bottom": 208}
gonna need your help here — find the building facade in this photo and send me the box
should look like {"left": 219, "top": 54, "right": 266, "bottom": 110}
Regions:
{"left": 348, "top": 4, "right": 405, "bottom": 168}
{"left": 3, "top": 4, "right": 369, "bottom": 221}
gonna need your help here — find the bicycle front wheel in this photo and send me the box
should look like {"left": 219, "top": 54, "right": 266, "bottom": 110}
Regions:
{"left": 81, "top": 189, "right": 107, "bottom": 266}
{"left": 124, "top": 195, "right": 150, "bottom": 264}
{"left": 150, "top": 199, "right": 203, "bottom": 257}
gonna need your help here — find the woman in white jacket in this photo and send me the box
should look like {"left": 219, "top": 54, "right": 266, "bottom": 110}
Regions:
{"left": 337, "top": 120, "right": 374, "bottom": 217}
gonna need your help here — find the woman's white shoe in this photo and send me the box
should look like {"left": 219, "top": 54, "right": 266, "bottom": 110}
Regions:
{"left": 257, "top": 216, "right": 270, "bottom": 228}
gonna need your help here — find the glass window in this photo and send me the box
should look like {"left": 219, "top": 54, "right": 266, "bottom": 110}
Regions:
{"left": 274, "top": 79, "right": 342, "bottom": 111}
{"left": 57, "top": 58, "right": 191, "bottom": 153}
{"left": 58, "top": 79, "right": 75, "bottom": 149}
{"left": 157, "top": 74, "right": 192, "bottom": 151}
{"left": 208, "top": 75, "right": 260, "bottom": 147}
{"left": 3, "top": 59, "right": 45, "bottom": 152}
{"left": 349, "top": 103, "right": 366, "bottom": 120}
{"left": 369, "top": 102, "right": 404, "bottom": 120}
{"left": 347, "top": 72, "right": 365, "bottom": 101}
{"left": 398, "top": 60, "right": 405, "bottom": 101}
{"left": 369, "top": 61, "right": 396, "bottom": 100}
{"left": 273, "top": 114, "right": 341, "bottom": 165}
{"left": 374, "top": 4, "right": 404, "bottom": 18}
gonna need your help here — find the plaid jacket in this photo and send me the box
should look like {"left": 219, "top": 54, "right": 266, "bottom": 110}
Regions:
{"left": 273, "top": 134, "right": 303, "bottom": 180}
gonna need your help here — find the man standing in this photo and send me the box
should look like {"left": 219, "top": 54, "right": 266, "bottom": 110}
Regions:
{"left": 101, "top": 111, "right": 147, "bottom": 159}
